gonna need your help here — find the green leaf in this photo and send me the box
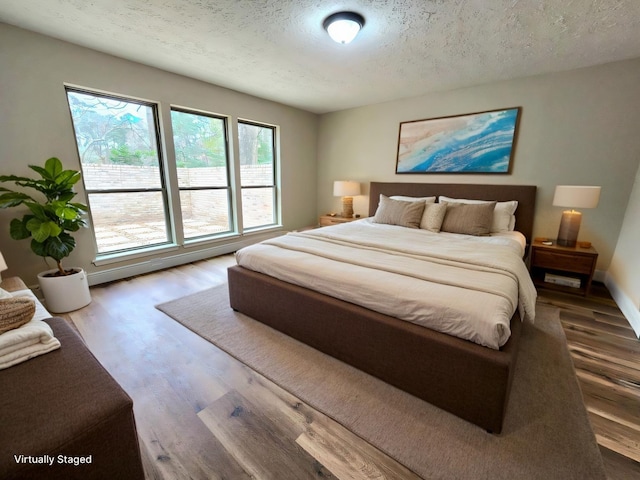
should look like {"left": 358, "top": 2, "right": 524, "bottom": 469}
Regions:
{"left": 0, "top": 174, "right": 37, "bottom": 183}
{"left": 26, "top": 218, "right": 61, "bottom": 242}
{"left": 44, "top": 157, "right": 63, "bottom": 178}
{"left": 25, "top": 202, "right": 48, "bottom": 220}
{"left": 0, "top": 191, "right": 32, "bottom": 208}
{"left": 28, "top": 165, "right": 50, "bottom": 180}
{"left": 55, "top": 205, "right": 78, "bottom": 220}
{"left": 30, "top": 239, "right": 48, "bottom": 259}
{"left": 9, "top": 218, "right": 30, "bottom": 240}
{"left": 36, "top": 233, "right": 75, "bottom": 261}
{"left": 55, "top": 170, "right": 76, "bottom": 185}
{"left": 70, "top": 202, "right": 88, "bottom": 212}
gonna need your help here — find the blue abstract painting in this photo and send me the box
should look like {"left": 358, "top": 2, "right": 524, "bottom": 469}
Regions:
{"left": 396, "top": 108, "right": 520, "bottom": 174}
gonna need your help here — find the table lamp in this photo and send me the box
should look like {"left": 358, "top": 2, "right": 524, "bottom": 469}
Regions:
{"left": 0, "top": 251, "right": 7, "bottom": 283}
{"left": 553, "top": 185, "right": 601, "bottom": 247}
{"left": 333, "top": 181, "right": 361, "bottom": 218}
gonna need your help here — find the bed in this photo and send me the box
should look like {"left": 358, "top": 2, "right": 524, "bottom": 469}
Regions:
{"left": 228, "top": 182, "right": 537, "bottom": 433}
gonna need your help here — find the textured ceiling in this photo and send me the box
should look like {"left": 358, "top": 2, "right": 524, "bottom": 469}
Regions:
{"left": 1, "top": 0, "right": 639, "bottom": 114}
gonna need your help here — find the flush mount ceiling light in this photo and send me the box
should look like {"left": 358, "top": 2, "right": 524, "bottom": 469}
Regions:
{"left": 323, "top": 11, "right": 365, "bottom": 44}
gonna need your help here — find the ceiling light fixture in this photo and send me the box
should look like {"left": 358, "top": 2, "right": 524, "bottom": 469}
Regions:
{"left": 323, "top": 11, "right": 365, "bottom": 44}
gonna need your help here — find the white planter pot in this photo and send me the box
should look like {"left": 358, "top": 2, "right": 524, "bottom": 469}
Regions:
{"left": 37, "top": 268, "right": 92, "bottom": 313}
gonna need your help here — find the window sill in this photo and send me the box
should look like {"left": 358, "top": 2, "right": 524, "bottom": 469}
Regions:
{"left": 93, "top": 243, "right": 180, "bottom": 267}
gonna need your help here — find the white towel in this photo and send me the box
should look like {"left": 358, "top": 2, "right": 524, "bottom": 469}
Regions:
{"left": 0, "top": 289, "right": 61, "bottom": 370}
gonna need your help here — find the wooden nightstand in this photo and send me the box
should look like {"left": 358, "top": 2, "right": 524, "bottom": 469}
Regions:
{"left": 319, "top": 215, "right": 360, "bottom": 227}
{"left": 529, "top": 241, "right": 598, "bottom": 296}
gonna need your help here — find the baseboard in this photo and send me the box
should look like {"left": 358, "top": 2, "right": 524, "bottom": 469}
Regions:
{"left": 604, "top": 272, "right": 640, "bottom": 338}
{"left": 86, "top": 230, "right": 283, "bottom": 286}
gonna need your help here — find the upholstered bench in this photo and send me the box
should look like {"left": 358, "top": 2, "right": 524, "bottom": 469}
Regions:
{"left": 0, "top": 277, "right": 145, "bottom": 479}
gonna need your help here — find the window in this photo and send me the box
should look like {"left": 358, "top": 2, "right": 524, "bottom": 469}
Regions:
{"left": 238, "top": 121, "right": 277, "bottom": 229}
{"left": 171, "top": 108, "right": 232, "bottom": 240}
{"left": 66, "top": 86, "right": 280, "bottom": 260}
{"left": 66, "top": 89, "right": 171, "bottom": 254}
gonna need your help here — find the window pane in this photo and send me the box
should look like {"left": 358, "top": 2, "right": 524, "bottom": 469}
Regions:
{"left": 89, "top": 192, "right": 170, "bottom": 253}
{"left": 67, "top": 91, "right": 162, "bottom": 189}
{"left": 238, "top": 122, "right": 274, "bottom": 186}
{"left": 180, "top": 189, "right": 231, "bottom": 238}
{"left": 242, "top": 187, "right": 274, "bottom": 229}
{"left": 171, "top": 110, "right": 229, "bottom": 188}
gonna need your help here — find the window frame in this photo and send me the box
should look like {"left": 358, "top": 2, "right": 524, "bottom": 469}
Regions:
{"left": 237, "top": 119, "right": 279, "bottom": 231}
{"left": 170, "top": 106, "right": 234, "bottom": 241}
{"left": 65, "top": 86, "right": 174, "bottom": 257}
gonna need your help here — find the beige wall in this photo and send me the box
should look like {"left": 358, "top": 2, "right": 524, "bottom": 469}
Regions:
{"left": 0, "top": 23, "right": 318, "bottom": 285}
{"left": 607, "top": 162, "right": 640, "bottom": 335}
{"left": 317, "top": 59, "right": 640, "bottom": 274}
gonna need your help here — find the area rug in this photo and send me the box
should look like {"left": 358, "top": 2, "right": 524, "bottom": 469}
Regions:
{"left": 156, "top": 284, "right": 606, "bottom": 480}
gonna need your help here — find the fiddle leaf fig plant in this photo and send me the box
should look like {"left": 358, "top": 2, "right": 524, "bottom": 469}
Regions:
{"left": 0, "top": 157, "right": 88, "bottom": 276}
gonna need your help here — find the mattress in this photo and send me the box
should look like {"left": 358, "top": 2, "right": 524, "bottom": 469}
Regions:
{"left": 235, "top": 219, "right": 537, "bottom": 349}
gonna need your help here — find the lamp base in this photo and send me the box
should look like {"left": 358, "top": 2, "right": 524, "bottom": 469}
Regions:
{"left": 341, "top": 196, "right": 354, "bottom": 218}
{"left": 557, "top": 210, "right": 581, "bottom": 247}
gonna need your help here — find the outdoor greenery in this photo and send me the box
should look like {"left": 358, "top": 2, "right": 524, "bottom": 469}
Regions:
{"left": 171, "top": 110, "right": 227, "bottom": 168}
{"left": 67, "top": 90, "right": 272, "bottom": 169}
{"left": 67, "top": 91, "right": 160, "bottom": 167}
{"left": 0, "top": 157, "right": 87, "bottom": 275}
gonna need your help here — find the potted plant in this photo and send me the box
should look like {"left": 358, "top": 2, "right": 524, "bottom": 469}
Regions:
{"left": 0, "top": 157, "right": 91, "bottom": 313}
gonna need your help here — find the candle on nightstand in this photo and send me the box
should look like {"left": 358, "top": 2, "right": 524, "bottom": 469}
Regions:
{"left": 557, "top": 210, "right": 582, "bottom": 247}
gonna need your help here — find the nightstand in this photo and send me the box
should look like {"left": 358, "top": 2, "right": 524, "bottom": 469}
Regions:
{"left": 319, "top": 215, "right": 360, "bottom": 227}
{"left": 529, "top": 241, "right": 598, "bottom": 296}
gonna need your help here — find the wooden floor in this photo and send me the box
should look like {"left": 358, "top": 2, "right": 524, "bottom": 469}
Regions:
{"left": 57, "top": 254, "right": 640, "bottom": 479}
{"left": 537, "top": 284, "right": 640, "bottom": 480}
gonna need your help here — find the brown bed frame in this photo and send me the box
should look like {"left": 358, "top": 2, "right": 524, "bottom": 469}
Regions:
{"left": 228, "top": 182, "right": 537, "bottom": 433}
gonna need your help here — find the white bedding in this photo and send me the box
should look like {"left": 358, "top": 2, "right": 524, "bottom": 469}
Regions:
{"left": 235, "top": 219, "right": 537, "bottom": 349}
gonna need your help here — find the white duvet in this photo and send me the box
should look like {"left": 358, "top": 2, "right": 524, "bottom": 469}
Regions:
{"left": 235, "top": 219, "right": 537, "bottom": 349}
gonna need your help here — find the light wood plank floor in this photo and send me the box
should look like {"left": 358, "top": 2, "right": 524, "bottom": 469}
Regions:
{"left": 537, "top": 284, "right": 640, "bottom": 479}
{"left": 57, "top": 255, "right": 640, "bottom": 479}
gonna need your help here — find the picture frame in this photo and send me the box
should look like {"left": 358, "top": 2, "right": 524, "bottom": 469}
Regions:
{"left": 395, "top": 107, "right": 521, "bottom": 174}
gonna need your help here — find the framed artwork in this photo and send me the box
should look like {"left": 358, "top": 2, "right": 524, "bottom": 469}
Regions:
{"left": 395, "top": 107, "right": 521, "bottom": 174}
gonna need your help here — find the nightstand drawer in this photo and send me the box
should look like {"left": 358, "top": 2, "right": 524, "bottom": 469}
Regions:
{"left": 319, "top": 217, "right": 344, "bottom": 226}
{"left": 533, "top": 250, "right": 595, "bottom": 274}
{"left": 319, "top": 215, "right": 359, "bottom": 226}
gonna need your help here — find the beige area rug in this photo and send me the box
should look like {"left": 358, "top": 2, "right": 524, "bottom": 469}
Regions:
{"left": 156, "top": 284, "right": 606, "bottom": 480}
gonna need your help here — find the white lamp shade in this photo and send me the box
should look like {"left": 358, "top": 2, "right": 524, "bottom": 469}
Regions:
{"left": 333, "top": 181, "right": 361, "bottom": 197}
{"left": 323, "top": 12, "right": 365, "bottom": 44}
{"left": 326, "top": 19, "right": 361, "bottom": 44}
{"left": 0, "top": 251, "right": 7, "bottom": 273}
{"left": 553, "top": 186, "right": 601, "bottom": 209}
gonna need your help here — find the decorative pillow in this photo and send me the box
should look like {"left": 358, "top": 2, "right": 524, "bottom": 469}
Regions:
{"left": 440, "top": 202, "right": 497, "bottom": 236}
{"left": 373, "top": 194, "right": 425, "bottom": 229}
{"left": 0, "top": 297, "right": 36, "bottom": 334}
{"left": 439, "top": 196, "right": 518, "bottom": 233}
{"left": 390, "top": 195, "right": 436, "bottom": 204}
{"left": 420, "top": 203, "right": 448, "bottom": 232}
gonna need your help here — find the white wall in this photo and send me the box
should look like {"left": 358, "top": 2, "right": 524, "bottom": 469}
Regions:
{"left": 317, "top": 59, "right": 640, "bottom": 275}
{"left": 0, "top": 23, "right": 318, "bottom": 286}
{"left": 607, "top": 162, "right": 640, "bottom": 336}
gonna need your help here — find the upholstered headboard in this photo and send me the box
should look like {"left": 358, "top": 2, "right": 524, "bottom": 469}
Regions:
{"left": 368, "top": 182, "right": 537, "bottom": 244}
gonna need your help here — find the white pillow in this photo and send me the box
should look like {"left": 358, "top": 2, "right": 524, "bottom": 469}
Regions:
{"left": 390, "top": 195, "right": 436, "bottom": 204}
{"left": 0, "top": 288, "right": 12, "bottom": 299}
{"left": 438, "top": 196, "right": 518, "bottom": 233}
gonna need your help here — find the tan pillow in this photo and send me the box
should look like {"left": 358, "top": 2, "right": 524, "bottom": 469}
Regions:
{"left": 439, "top": 196, "right": 518, "bottom": 232}
{"left": 373, "top": 194, "right": 425, "bottom": 229}
{"left": 420, "top": 203, "right": 448, "bottom": 232}
{"left": 441, "top": 202, "right": 496, "bottom": 236}
{"left": 0, "top": 297, "right": 36, "bottom": 334}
